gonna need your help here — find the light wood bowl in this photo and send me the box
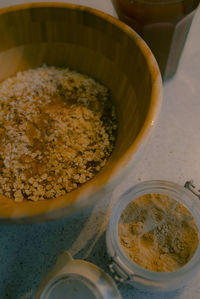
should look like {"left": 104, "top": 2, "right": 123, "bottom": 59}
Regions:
{"left": 0, "top": 2, "right": 162, "bottom": 223}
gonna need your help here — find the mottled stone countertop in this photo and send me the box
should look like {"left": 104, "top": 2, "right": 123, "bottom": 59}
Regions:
{"left": 0, "top": 1, "right": 200, "bottom": 298}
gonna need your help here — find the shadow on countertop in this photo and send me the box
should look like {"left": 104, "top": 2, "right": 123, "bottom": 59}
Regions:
{"left": 0, "top": 206, "right": 92, "bottom": 299}
{"left": 0, "top": 205, "right": 184, "bottom": 299}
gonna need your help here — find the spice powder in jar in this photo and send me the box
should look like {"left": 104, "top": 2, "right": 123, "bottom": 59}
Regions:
{"left": 118, "top": 193, "right": 199, "bottom": 272}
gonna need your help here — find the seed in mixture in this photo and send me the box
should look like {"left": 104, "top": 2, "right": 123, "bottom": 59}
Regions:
{"left": 118, "top": 193, "right": 199, "bottom": 272}
{"left": 0, "top": 66, "right": 117, "bottom": 202}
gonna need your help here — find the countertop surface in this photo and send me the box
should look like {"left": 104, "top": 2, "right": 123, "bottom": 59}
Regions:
{"left": 0, "top": 0, "right": 200, "bottom": 298}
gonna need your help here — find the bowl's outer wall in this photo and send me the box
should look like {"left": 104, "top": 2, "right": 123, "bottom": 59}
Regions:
{"left": 0, "top": 3, "right": 162, "bottom": 223}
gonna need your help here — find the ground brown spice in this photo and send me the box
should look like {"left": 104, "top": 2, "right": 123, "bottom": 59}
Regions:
{"left": 118, "top": 193, "right": 199, "bottom": 272}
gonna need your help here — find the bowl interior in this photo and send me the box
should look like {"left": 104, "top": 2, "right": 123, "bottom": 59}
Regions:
{"left": 0, "top": 3, "right": 161, "bottom": 222}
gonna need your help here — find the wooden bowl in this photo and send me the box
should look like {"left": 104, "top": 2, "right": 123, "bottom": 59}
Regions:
{"left": 0, "top": 2, "right": 162, "bottom": 223}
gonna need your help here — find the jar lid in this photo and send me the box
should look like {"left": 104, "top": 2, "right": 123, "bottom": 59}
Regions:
{"left": 35, "top": 251, "right": 121, "bottom": 299}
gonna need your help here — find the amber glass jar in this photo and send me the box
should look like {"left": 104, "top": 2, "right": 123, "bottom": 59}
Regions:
{"left": 113, "top": 0, "right": 199, "bottom": 80}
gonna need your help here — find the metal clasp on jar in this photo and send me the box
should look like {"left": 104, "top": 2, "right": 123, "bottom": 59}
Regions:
{"left": 184, "top": 180, "right": 200, "bottom": 200}
{"left": 108, "top": 255, "right": 133, "bottom": 283}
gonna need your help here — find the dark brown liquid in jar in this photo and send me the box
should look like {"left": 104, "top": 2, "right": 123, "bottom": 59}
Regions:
{"left": 113, "top": 0, "right": 199, "bottom": 80}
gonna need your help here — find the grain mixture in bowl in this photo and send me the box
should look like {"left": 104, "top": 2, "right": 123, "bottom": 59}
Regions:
{"left": 0, "top": 66, "right": 117, "bottom": 202}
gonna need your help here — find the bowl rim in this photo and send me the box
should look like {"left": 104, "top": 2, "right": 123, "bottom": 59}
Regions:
{"left": 0, "top": 2, "right": 162, "bottom": 223}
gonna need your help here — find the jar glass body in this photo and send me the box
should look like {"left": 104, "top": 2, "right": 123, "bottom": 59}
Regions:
{"left": 113, "top": 0, "right": 200, "bottom": 80}
{"left": 106, "top": 180, "right": 200, "bottom": 292}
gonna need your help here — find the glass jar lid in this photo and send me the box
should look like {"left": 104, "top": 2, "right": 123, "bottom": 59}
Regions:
{"left": 35, "top": 251, "right": 121, "bottom": 299}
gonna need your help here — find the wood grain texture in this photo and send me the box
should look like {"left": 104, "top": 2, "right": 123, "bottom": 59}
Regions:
{"left": 0, "top": 2, "right": 162, "bottom": 223}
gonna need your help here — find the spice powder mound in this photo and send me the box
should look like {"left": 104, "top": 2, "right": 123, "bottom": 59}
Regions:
{"left": 0, "top": 66, "right": 117, "bottom": 202}
{"left": 118, "top": 193, "right": 199, "bottom": 272}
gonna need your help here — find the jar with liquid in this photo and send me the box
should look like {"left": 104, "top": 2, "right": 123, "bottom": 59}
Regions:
{"left": 113, "top": 0, "right": 200, "bottom": 80}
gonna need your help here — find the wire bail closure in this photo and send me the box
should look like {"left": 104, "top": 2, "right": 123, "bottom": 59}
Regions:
{"left": 184, "top": 180, "right": 200, "bottom": 200}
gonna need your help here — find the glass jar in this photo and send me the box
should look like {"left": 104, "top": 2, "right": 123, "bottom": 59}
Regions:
{"left": 36, "top": 180, "right": 200, "bottom": 296}
{"left": 113, "top": 0, "right": 200, "bottom": 80}
{"left": 106, "top": 180, "right": 200, "bottom": 292}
